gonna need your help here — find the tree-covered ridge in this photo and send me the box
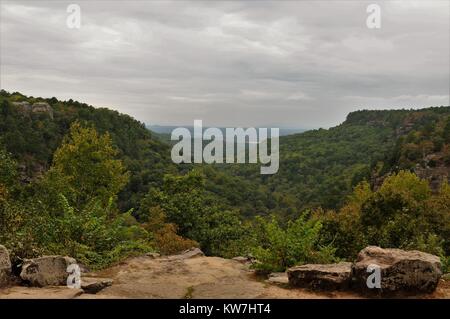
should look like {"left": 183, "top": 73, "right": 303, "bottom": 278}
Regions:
{"left": 380, "top": 108, "right": 450, "bottom": 185}
{"left": 0, "top": 90, "right": 176, "bottom": 213}
{"left": 213, "top": 106, "right": 450, "bottom": 219}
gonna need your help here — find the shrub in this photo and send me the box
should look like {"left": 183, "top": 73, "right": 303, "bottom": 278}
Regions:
{"left": 250, "top": 214, "right": 336, "bottom": 273}
{"left": 154, "top": 223, "right": 199, "bottom": 255}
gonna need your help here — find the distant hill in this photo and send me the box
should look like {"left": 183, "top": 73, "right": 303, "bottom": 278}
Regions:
{"left": 147, "top": 125, "right": 307, "bottom": 139}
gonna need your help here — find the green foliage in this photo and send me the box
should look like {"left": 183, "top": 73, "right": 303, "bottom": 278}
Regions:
{"left": 153, "top": 223, "right": 199, "bottom": 255}
{"left": 0, "top": 147, "right": 17, "bottom": 187}
{"left": 211, "top": 117, "right": 398, "bottom": 220}
{"left": 0, "top": 92, "right": 175, "bottom": 214}
{"left": 51, "top": 121, "right": 129, "bottom": 208}
{"left": 250, "top": 214, "right": 337, "bottom": 273}
{"left": 28, "top": 194, "right": 152, "bottom": 269}
{"left": 0, "top": 147, "right": 41, "bottom": 263}
{"left": 316, "top": 183, "right": 371, "bottom": 259}
{"left": 360, "top": 171, "right": 431, "bottom": 248}
{"left": 0, "top": 121, "right": 155, "bottom": 269}
{"left": 441, "top": 255, "right": 450, "bottom": 274}
{"left": 141, "top": 170, "right": 248, "bottom": 256}
{"left": 321, "top": 171, "right": 450, "bottom": 261}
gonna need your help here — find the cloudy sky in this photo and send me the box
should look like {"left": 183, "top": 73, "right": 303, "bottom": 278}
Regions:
{"left": 0, "top": 0, "right": 449, "bottom": 128}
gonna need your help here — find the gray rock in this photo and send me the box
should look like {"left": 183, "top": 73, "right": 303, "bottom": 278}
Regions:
{"left": 266, "top": 272, "right": 289, "bottom": 285}
{"left": 351, "top": 246, "right": 442, "bottom": 294}
{"left": 81, "top": 277, "right": 113, "bottom": 294}
{"left": 31, "top": 102, "right": 53, "bottom": 119}
{"left": 287, "top": 262, "right": 352, "bottom": 290}
{"left": 20, "top": 256, "right": 76, "bottom": 287}
{"left": 12, "top": 101, "right": 31, "bottom": 112}
{"left": 168, "top": 248, "right": 204, "bottom": 260}
{"left": 12, "top": 101, "right": 53, "bottom": 119}
{"left": 0, "top": 245, "right": 12, "bottom": 287}
{"left": 145, "top": 252, "right": 161, "bottom": 259}
{"left": 232, "top": 256, "right": 249, "bottom": 264}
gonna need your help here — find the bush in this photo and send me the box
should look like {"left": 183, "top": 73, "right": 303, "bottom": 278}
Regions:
{"left": 250, "top": 214, "right": 336, "bottom": 273}
{"left": 154, "top": 223, "right": 199, "bottom": 255}
{"left": 320, "top": 171, "right": 449, "bottom": 262}
{"left": 26, "top": 195, "right": 153, "bottom": 269}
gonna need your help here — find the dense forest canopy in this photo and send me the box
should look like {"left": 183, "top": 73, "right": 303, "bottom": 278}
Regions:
{"left": 0, "top": 89, "right": 449, "bottom": 273}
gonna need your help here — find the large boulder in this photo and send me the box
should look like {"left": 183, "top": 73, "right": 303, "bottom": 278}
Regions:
{"left": 0, "top": 245, "right": 12, "bottom": 287}
{"left": 287, "top": 262, "right": 352, "bottom": 290}
{"left": 351, "top": 246, "right": 442, "bottom": 294}
{"left": 20, "top": 256, "right": 76, "bottom": 287}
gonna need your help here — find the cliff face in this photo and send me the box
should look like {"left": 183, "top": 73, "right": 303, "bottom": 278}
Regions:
{"left": 363, "top": 106, "right": 450, "bottom": 191}
{"left": 12, "top": 101, "right": 54, "bottom": 119}
{"left": 413, "top": 158, "right": 450, "bottom": 191}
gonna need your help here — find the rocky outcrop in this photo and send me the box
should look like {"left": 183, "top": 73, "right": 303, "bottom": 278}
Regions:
{"left": 0, "top": 245, "right": 12, "bottom": 287}
{"left": 12, "top": 101, "right": 32, "bottom": 112}
{"left": 287, "top": 262, "right": 352, "bottom": 290}
{"left": 351, "top": 246, "right": 442, "bottom": 294}
{"left": 31, "top": 102, "right": 53, "bottom": 119}
{"left": 20, "top": 256, "right": 76, "bottom": 287}
{"left": 12, "top": 101, "right": 53, "bottom": 119}
{"left": 232, "top": 256, "right": 258, "bottom": 266}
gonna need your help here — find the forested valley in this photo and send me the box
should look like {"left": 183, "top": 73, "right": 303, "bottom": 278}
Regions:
{"left": 1, "top": 90, "right": 449, "bottom": 274}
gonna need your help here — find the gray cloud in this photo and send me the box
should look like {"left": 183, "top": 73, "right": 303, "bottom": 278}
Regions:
{"left": 1, "top": 0, "right": 449, "bottom": 128}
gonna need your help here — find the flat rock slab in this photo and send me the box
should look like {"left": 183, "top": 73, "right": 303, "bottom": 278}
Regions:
{"left": 232, "top": 256, "right": 250, "bottom": 264}
{"left": 352, "top": 246, "right": 442, "bottom": 294}
{"left": 84, "top": 255, "right": 365, "bottom": 299}
{"left": 287, "top": 262, "right": 352, "bottom": 290}
{"left": 166, "top": 248, "right": 204, "bottom": 261}
{"left": 81, "top": 277, "right": 113, "bottom": 294}
{"left": 0, "top": 286, "right": 83, "bottom": 299}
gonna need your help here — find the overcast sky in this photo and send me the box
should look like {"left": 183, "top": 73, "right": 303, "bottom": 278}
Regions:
{"left": 0, "top": 0, "right": 449, "bottom": 128}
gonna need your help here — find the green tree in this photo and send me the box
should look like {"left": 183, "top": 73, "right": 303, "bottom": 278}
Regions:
{"left": 50, "top": 121, "right": 129, "bottom": 208}
{"left": 360, "top": 171, "right": 431, "bottom": 249}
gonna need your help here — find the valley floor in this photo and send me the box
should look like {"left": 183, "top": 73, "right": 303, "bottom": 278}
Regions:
{"left": 0, "top": 253, "right": 449, "bottom": 299}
